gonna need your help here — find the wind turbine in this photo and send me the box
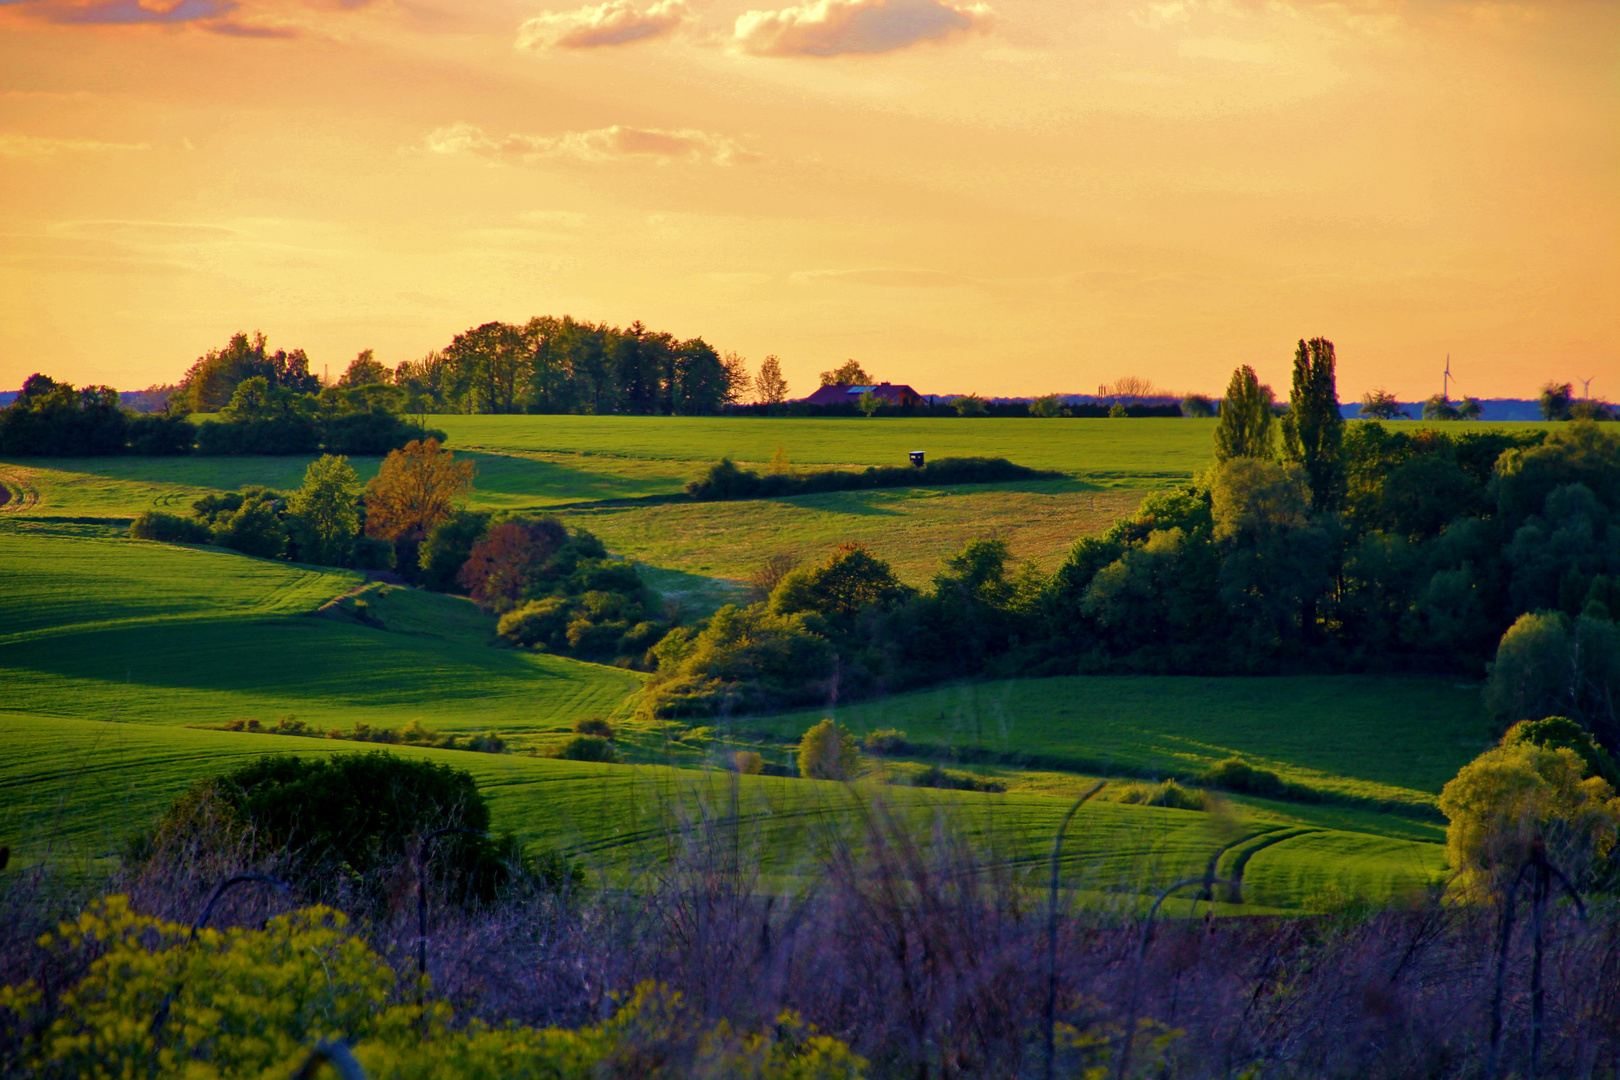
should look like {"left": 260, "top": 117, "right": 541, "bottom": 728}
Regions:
{"left": 1580, "top": 377, "right": 1594, "bottom": 400}
{"left": 1442, "top": 355, "right": 1451, "bottom": 402}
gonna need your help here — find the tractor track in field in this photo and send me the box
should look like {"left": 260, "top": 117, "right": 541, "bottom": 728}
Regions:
{"left": 0, "top": 468, "right": 39, "bottom": 513}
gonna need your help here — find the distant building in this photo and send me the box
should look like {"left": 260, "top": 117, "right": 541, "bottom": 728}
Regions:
{"left": 801, "top": 382, "right": 923, "bottom": 407}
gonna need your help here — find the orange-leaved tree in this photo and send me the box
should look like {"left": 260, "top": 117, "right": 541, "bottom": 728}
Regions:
{"left": 363, "top": 438, "right": 475, "bottom": 548}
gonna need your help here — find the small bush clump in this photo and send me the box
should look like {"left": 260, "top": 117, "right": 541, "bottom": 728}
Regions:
{"left": 128, "top": 510, "right": 210, "bottom": 544}
{"left": 1201, "top": 757, "right": 1320, "bottom": 802}
{"left": 559, "top": 735, "right": 618, "bottom": 763}
{"left": 798, "top": 719, "right": 861, "bottom": 780}
{"left": 904, "top": 765, "right": 1005, "bottom": 793}
{"left": 573, "top": 716, "right": 616, "bottom": 739}
{"left": 863, "top": 728, "right": 909, "bottom": 754}
{"left": 1110, "top": 779, "right": 1209, "bottom": 811}
{"left": 127, "top": 753, "right": 536, "bottom": 908}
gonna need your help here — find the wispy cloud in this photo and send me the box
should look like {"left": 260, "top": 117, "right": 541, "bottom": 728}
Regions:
{"left": 732, "top": 0, "right": 992, "bottom": 57}
{"left": 425, "top": 122, "right": 762, "bottom": 165}
{"left": 797, "top": 267, "right": 975, "bottom": 287}
{"left": 9, "top": 0, "right": 240, "bottom": 25}
{"left": 0, "top": 133, "right": 152, "bottom": 158}
{"left": 516, "top": 0, "right": 687, "bottom": 49}
{"left": 0, "top": 0, "right": 359, "bottom": 34}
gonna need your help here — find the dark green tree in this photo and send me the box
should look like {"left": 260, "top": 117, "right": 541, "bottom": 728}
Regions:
{"left": 1359, "top": 388, "right": 1407, "bottom": 420}
{"left": 175, "top": 332, "right": 319, "bottom": 413}
{"left": 286, "top": 454, "right": 360, "bottom": 566}
{"left": 1213, "top": 365, "right": 1275, "bottom": 462}
{"left": 337, "top": 349, "right": 391, "bottom": 387}
{"left": 1541, "top": 381, "right": 1575, "bottom": 421}
{"left": 819, "top": 359, "right": 872, "bottom": 387}
{"left": 1283, "top": 337, "right": 1345, "bottom": 511}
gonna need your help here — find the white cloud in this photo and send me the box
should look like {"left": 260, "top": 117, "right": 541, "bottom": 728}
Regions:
{"left": 425, "top": 122, "right": 762, "bottom": 165}
{"left": 516, "top": 0, "right": 687, "bottom": 49}
{"left": 0, "top": 134, "right": 151, "bottom": 159}
{"left": 732, "top": 0, "right": 992, "bottom": 57}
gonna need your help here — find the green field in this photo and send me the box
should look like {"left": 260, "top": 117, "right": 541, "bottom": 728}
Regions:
{"left": 748, "top": 676, "right": 1490, "bottom": 816}
{"left": 0, "top": 713, "right": 1441, "bottom": 911}
{"left": 438, "top": 415, "right": 1219, "bottom": 485}
{"left": 1, "top": 413, "right": 1529, "bottom": 913}
{"left": 0, "top": 522, "right": 1461, "bottom": 910}
{"left": 0, "top": 529, "right": 640, "bottom": 739}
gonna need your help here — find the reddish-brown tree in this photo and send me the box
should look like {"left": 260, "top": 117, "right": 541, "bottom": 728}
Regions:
{"left": 457, "top": 518, "right": 567, "bottom": 610}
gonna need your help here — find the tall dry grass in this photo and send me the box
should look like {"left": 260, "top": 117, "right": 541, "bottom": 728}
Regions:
{"left": 4, "top": 781, "right": 1619, "bottom": 1079}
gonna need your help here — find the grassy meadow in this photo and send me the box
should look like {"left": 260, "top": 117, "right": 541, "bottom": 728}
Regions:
{"left": 1, "top": 413, "right": 1541, "bottom": 913}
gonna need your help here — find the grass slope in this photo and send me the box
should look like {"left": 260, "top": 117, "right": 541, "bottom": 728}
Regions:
{"left": 0, "top": 714, "right": 1440, "bottom": 910}
{"left": 0, "top": 529, "right": 642, "bottom": 738}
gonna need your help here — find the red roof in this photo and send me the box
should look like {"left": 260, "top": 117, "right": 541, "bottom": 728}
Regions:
{"left": 801, "top": 382, "right": 922, "bottom": 406}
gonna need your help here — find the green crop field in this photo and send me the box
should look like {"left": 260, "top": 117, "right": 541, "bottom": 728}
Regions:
{"left": 0, "top": 713, "right": 1441, "bottom": 911}
{"left": 439, "top": 415, "right": 1219, "bottom": 485}
{"left": 744, "top": 675, "right": 1491, "bottom": 818}
{"left": 0, "top": 528, "right": 641, "bottom": 739}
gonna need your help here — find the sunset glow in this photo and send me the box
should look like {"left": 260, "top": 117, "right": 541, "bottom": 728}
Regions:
{"left": 2, "top": 0, "right": 1616, "bottom": 399}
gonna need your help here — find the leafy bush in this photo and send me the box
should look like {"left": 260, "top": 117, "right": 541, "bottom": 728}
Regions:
{"left": 1201, "top": 757, "right": 1319, "bottom": 803}
{"left": 125, "top": 412, "right": 196, "bottom": 455}
{"left": 864, "top": 728, "right": 909, "bottom": 754}
{"left": 128, "top": 510, "right": 210, "bottom": 544}
{"left": 1502, "top": 716, "right": 1620, "bottom": 789}
{"left": 351, "top": 534, "right": 396, "bottom": 570}
{"left": 573, "top": 716, "right": 616, "bottom": 739}
{"left": 559, "top": 735, "right": 618, "bottom": 763}
{"left": 733, "top": 750, "right": 765, "bottom": 774}
{"left": 132, "top": 753, "right": 521, "bottom": 906}
{"left": 798, "top": 719, "right": 860, "bottom": 780}
{"left": 209, "top": 489, "right": 287, "bottom": 559}
{"left": 324, "top": 410, "right": 442, "bottom": 455}
{"left": 418, "top": 510, "right": 492, "bottom": 590}
{"left": 645, "top": 604, "right": 836, "bottom": 718}
{"left": 1111, "top": 779, "right": 1208, "bottom": 811}
{"left": 904, "top": 765, "right": 1005, "bottom": 793}
{"left": 196, "top": 414, "right": 322, "bottom": 455}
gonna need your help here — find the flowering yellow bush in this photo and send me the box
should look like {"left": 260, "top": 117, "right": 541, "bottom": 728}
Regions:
{"left": 4, "top": 895, "right": 438, "bottom": 1079}
{"left": 1, "top": 895, "right": 867, "bottom": 1080}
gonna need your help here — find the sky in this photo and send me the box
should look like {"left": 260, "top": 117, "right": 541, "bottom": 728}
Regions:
{"left": 0, "top": 0, "right": 1616, "bottom": 401}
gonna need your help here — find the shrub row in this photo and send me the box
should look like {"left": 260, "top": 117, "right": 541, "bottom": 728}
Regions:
{"left": 685, "top": 456, "right": 1064, "bottom": 501}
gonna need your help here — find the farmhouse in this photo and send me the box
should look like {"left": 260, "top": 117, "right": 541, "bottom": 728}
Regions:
{"left": 800, "top": 381, "right": 923, "bottom": 407}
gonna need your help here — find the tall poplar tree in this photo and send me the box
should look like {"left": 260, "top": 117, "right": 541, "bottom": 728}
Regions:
{"left": 1214, "top": 365, "right": 1276, "bottom": 462}
{"left": 1285, "top": 337, "right": 1345, "bottom": 511}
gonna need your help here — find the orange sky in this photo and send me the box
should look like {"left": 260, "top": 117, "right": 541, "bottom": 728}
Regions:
{"left": 1, "top": 0, "right": 1616, "bottom": 400}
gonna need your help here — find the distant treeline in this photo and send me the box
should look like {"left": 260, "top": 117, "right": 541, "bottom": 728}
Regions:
{"left": 261, "top": 320, "right": 748, "bottom": 417}
{"left": 0, "top": 370, "right": 432, "bottom": 457}
{"left": 721, "top": 400, "right": 1187, "bottom": 419}
{"left": 686, "top": 457, "right": 1062, "bottom": 501}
